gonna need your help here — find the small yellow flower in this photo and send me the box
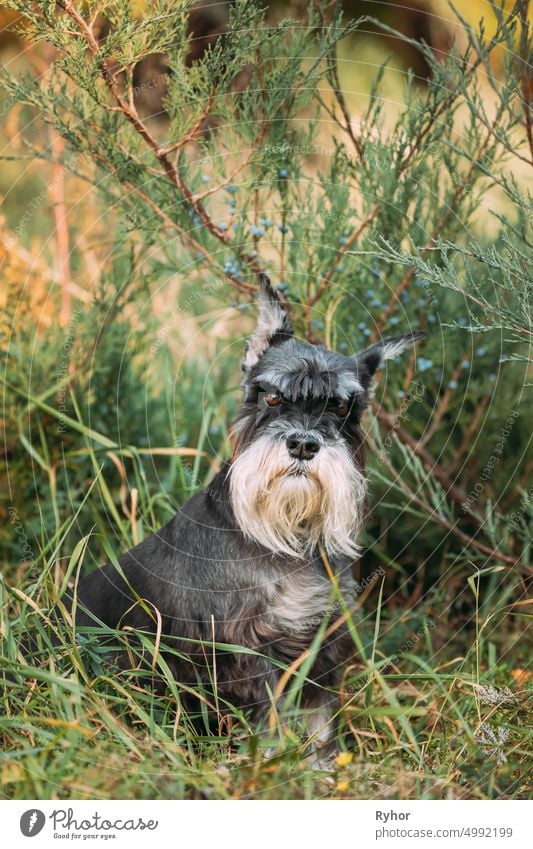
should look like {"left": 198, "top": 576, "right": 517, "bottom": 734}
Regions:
{"left": 336, "top": 752, "right": 353, "bottom": 767}
{"left": 337, "top": 780, "right": 350, "bottom": 793}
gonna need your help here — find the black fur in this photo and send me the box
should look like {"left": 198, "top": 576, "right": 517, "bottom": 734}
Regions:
{"left": 70, "top": 275, "right": 425, "bottom": 739}
{"left": 75, "top": 467, "right": 355, "bottom": 718}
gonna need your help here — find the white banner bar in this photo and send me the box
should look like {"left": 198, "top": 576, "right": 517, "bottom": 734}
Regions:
{"left": 2, "top": 799, "right": 531, "bottom": 849}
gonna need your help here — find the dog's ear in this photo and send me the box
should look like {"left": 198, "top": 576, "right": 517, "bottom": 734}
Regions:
{"left": 242, "top": 273, "right": 293, "bottom": 371}
{"left": 355, "top": 332, "right": 426, "bottom": 390}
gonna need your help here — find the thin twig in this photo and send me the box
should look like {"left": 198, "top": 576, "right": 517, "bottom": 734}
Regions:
{"left": 418, "top": 353, "right": 469, "bottom": 448}
{"left": 56, "top": 1, "right": 236, "bottom": 250}
{"left": 518, "top": 0, "right": 533, "bottom": 165}
{"left": 372, "top": 400, "right": 471, "bottom": 513}
{"left": 450, "top": 391, "right": 491, "bottom": 473}
{"left": 373, "top": 430, "right": 527, "bottom": 570}
{"left": 307, "top": 204, "right": 379, "bottom": 311}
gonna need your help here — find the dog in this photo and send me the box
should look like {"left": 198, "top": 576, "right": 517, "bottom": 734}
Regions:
{"left": 74, "top": 274, "right": 425, "bottom": 750}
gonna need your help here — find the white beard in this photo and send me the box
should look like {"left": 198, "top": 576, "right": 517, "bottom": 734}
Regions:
{"left": 229, "top": 433, "right": 367, "bottom": 559}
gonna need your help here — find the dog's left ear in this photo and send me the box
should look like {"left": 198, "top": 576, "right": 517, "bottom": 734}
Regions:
{"left": 242, "top": 273, "right": 293, "bottom": 371}
{"left": 355, "top": 331, "right": 427, "bottom": 390}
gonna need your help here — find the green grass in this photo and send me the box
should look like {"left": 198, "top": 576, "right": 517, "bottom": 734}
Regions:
{"left": 0, "top": 0, "right": 531, "bottom": 802}
{"left": 1, "top": 350, "right": 531, "bottom": 801}
{"left": 1, "top": 504, "right": 530, "bottom": 800}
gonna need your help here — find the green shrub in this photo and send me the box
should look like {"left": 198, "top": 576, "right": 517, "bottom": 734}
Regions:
{"left": 0, "top": 0, "right": 530, "bottom": 799}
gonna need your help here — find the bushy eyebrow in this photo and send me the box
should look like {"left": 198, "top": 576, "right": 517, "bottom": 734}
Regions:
{"left": 257, "top": 382, "right": 282, "bottom": 395}
{"left": 257, "top": 386, "right": 355, "bottom": 407}
{"left": 254, "top": 368, "right": 363, "bottom": 402}
{"left": 336, "top": 373, "right": 364, "bottom": 397}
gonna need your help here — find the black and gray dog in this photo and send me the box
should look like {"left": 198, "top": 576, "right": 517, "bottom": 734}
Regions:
{"left": 75, "top": 274, "right": 424, "bottom": 749}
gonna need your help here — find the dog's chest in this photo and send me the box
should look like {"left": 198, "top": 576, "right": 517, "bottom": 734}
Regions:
{"left": 268, "top": 571, "right": 332, "bottom": 632}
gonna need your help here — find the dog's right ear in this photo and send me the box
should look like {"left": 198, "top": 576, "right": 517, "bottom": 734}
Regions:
{"left": 355, "top": 331, "right": 427, "bottom": 391}
{"left": 242, "top": 274, "right": 293, "bottom": 371}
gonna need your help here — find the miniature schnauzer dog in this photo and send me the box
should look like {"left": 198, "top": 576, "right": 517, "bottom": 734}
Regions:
{"left": 75, "top": 274, "right": 424, "bottom": 749}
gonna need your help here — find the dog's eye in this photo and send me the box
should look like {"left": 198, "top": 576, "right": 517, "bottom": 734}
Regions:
{"left": 264, "top": 391, "right": 282, "bottom": 407}
{"left": 336, "top": 400, "right": 350, "bottom": 417}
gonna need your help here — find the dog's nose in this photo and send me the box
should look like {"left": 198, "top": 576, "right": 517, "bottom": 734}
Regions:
{"left": 286, "top": 437, "right": 320, "bottom": 461}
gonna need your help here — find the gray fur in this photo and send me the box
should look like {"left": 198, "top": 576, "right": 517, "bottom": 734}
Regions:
{"left": 74, "top": 274, "right": 425, "bottom": 747}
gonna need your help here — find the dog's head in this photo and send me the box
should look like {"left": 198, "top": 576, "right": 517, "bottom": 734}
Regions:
{"left": 229, "top": 274, "right": 425, "bottom": 559}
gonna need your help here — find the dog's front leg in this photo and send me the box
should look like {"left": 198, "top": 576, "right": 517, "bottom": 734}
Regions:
{"left": 303, "top": 690, "right": 338, "bottom": 762}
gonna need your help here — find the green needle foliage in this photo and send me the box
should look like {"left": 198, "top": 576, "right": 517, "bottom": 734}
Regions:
{"left": 0, "top": 0, "right": 531, "bottom": 799}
